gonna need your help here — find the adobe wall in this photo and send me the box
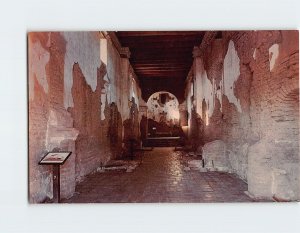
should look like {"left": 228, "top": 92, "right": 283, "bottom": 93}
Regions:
{"left": 185, "top": 31, "right": 299, "bottom": 200}
{"left": 28, "top": 32, "right": 142, "bottom": 203}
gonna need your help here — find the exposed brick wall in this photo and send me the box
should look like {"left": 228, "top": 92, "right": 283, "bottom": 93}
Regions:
{"left": 48, "top": 33, "right": 66, "bottom": 107}
{"left": 29, "top": 32, "right": 143, "bottom": 202}
{"left": 28, "top": 32, "right": 79, "bottom": 203}
{"left": 203, "top": 140, "right": 229, "bottom": 171}
{"left": 186, "top": 30, "right": 299, "bottom": 200}
{"left": 59, "top": 139, "right": 76, "bottom": 199}
{"left": 29, "top": 77, "right": 52, "bottom": 203}
{"left": 68, "top": 63, "right": 110, "bottom": 182}
{"left": 247, "top": 31, "right": 299, "bottom": 200}
{"left": 106, "top": 39, "right": 142, "bottom": 151}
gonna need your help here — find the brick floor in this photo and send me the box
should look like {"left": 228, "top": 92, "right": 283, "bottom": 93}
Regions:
{"left": 64, "top": 147, "right": 253, "bottom": 203}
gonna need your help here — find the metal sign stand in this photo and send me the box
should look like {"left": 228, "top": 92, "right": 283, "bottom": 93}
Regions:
{"left": 39, "top": 151, "right": 72, "bottom": 203}
{"left": 52, "top": 165, "right": 60, "bottom": 203}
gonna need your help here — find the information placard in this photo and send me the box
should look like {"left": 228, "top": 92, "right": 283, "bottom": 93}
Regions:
{"left": 39, "top": 152, "right": 72, "bottom": 165}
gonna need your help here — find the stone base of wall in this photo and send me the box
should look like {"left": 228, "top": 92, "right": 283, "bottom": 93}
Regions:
{"left": 248, "top": 139, "right": 299, "bottom": 201}
{"left": 203, "top": 140, "right": 230, "bottom": 171}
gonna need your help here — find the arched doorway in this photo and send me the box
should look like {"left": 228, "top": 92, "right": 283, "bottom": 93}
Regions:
{"left": 143, "top": 91, "right": 184, "bottom": 147}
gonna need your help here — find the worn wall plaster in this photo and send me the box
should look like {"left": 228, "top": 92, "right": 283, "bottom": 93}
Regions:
{"left": 253, "top": 48, "right": 257, "bottom": 60}
{"left": 194, "top": 60, "right": 214, "bottom": 119}
{"left": 269, "top": 43, "right": 279, "bottom": 71}
{"left": 62, "top": 32, "right": 101, "bottom": 108}
{"left": 185, "top": 31, "right": 299, "bottom": 201}
{"left": 28, "top": 37, "right": 50, "bottom": 100}
{"left": 223, "top": 40, "right": 242, "bottom": 112}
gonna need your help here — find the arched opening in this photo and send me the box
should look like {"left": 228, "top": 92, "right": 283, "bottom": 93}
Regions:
{"left": 143, "top": 91, "right": 184, "bottom": 147}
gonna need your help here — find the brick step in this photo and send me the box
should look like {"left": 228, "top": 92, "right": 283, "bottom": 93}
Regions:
{"left": 144, "top": 137, "right": 184, "bottom": 147}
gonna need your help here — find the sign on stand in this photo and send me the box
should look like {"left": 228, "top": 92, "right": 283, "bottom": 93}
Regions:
{"left": 39, "top": 152, "right": 72, "bottom": 203}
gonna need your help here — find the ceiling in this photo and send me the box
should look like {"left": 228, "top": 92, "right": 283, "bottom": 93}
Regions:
{"left": 115, "top": 31, "right": 205, "bottom": 102}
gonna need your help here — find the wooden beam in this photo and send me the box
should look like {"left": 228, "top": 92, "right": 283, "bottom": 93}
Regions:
{"left": 130, "top": 58, "right": 191, "bottom": 62}
{"left": 134, "top": 65, "right": 188, "bottom": 69}
{"left": 123, "top": 46, "right": 195, "bottom": 53}
{"left": 118, "top": 36, "right": 203, "bottom": 44}
{"left": 113, "top": 31, "right": 208, "bottom": 104}
{"left": 116, "top": 31, "right": 205, "bottom": 37}
{"left": 106, "top": 32, "right": 131, "bottom": 58}
{"left": 134, "top": 62, "right": 188, "bottom": 66}
{"left": 132, "top": 54, "right": 194, "bottom": 60}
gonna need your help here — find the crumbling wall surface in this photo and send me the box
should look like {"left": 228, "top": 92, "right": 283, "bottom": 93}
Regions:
{"left": 202, "top": 140, "right": 229, "bottom": 171}
{"left": 59, "top": 31, "right": 117, "bottom": 183}
{"left": 106, "top": 41, "right": 142, "bottom": 144}
{"left": 68, "top": 63, "right": 111, "bottom": 182}
{"left": 188, "top": 32, "right": 253, "bottom": 181}
{"left": 106, "top": 42, "right": 141, "bottom": 121}
{"left": 62, "top": 32, "right": 101, "bottom": 109}
{"left": 187, "top": 30, "right": 299, "bottom": 200}
{"left": 29, "top": 76, "right": 52, "bottom": 203}
{"left": 247, "top": 30, "right": 299, "bottom": 200}
{"left": 67, "top": 34, "right": 142, "bottom": 181}
{"left": 29, "top": 32, "right": 143, "bottom": 203}
{"left": 28, "top": 32, "right": 79, "bottom": 203}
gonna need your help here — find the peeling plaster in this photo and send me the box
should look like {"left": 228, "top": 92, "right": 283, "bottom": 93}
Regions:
{"left": 191, "top": 40, "right": 242, "bottom": 124}
{"left": 45, "top": 109, "right": 79, "bottom": 151}
{"left": 107, "top": 42, "right": 128, "bottom": 121}
{"left": 203, "top": 72, "right": 215, "bottom": 117}
{"left": 216, "top": 81, "right": 223, "bottom": 111}
{"left": 194, "top": 61, "right": 216, "bottom": 119}
{"left": 186, "top": 82, "right": 193, "bottom": 125}
{"left": 195, "top": 71, "right": 215, "bottom": 118}
{"left": 253, "top": 48, "right": 257, "bottom": 60}
{"left": 100, "top": 74, "right": 110, "bottom": 120}
{"left": 105, "top": 42, "right": 142, "bottom": 122}
{"left": 195, "top": 71, "right": 223, "bottom": 120}
{"left": 223, "top": 40, "right": 242, "bottom": 112}
{"left": 183, "top": 31, "right": 299, "bottom": 201}
{"left": 29, "top": 38, "right": 50, "bottom": 100}
{"left": 269, "top": 44, "right": 279, "bottom": 71}
{"left": 106, "top": 42, "right": 119, "bottom": 105}
{"left": 100, "top": 38, "right": 108, "bottom": 65}
{"left": 131, "top": 77, "right": 138, "bottom": 104}
{"left": 62, "top": 32, "right": 101, "bottom": 108}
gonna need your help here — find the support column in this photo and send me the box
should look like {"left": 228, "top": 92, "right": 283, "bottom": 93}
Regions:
{"left": 139, "top": 105, "right": 148, "bottom": 146}
{"left": 192, "top": 46, "right": 205, "bottom": 119}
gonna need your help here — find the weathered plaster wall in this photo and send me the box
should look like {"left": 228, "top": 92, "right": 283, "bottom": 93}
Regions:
{"left": 223, "top": 40, "right": 242, "bottom": 112}
{"left": 186, "top": 31, "right": 299, "bottom": 201}
{"left": 28, "top": 34, "right": 50, "bottom": 100}
{"left": 28, "top": 32, "right": 142, "bottom": 203}
{"left": 29, "top": 32, "right": 79, "bottom": 203}
{"left": 68, "top": 62, "right": 108, "bottom": 182}
{"left": 105, "top": 41, "right": 142, "bottom": 141}
{"left": 62, "top": 32, "right": 101, "bottom": 108}
{"left": 185, "top": 81, "right": 193, "bottom": 129}
{"left": 247, "top": 30, "right": 299, "bottom": 200}
{"left": 106, "top": 40, "right": 142, "bottom": 146}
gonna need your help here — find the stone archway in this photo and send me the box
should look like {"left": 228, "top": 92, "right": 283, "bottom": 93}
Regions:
{"left": 146, "top": 91, "right": 182, "bottom": 138}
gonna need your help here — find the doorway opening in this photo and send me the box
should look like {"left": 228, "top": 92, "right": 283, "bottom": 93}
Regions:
{"left": 144, "top": 91, "right": 184, "bottom": 147}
